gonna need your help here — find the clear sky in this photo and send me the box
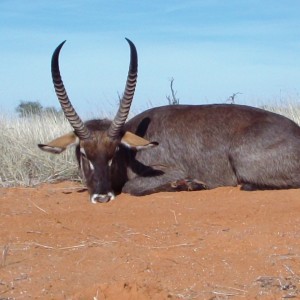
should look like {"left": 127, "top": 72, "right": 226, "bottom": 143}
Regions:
{"left": 1, "top": 0, "right": 300, "bottom": 117}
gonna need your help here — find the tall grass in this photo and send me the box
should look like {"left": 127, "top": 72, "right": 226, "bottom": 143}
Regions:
{"left": 260, "top": 102, "right": 300, "bottom": 125}
{"left": 0, "top": 112, "right": 79, "bottom": 187}
{"left": 1, "top": 101, "right": 300, "bottom": 187}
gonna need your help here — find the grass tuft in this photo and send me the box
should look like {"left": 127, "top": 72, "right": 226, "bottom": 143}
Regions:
{"left": 0, "top": 112, "right": 79, "bottom": 187}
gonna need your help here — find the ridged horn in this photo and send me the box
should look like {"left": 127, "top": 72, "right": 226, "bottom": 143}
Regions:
{"left": 51, "top": 41, "right": 91, "bottom": 140}
{"left": 107, "top": 38, "right": 138, "bottom": 139}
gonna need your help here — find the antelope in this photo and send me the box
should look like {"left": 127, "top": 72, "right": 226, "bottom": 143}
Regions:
{"left": 39, "top": 39, "right": 300, "bottom": 203}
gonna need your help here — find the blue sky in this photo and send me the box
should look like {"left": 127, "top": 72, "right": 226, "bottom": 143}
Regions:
{"left": 1, "top": 0, "right": 300, "bottom": 117}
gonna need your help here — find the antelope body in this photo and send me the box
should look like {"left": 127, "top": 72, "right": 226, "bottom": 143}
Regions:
{"left": 39, "top": 39, "right": 300, "bottom": 203}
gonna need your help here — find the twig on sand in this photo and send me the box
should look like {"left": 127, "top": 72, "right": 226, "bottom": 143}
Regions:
{"left": 170, "top": 209, "right": 178, "bottom": 224}
{"left": 1, "top": 244, "right": 9, "bottom": 267}
{"left": 59, "top": 241, "right": 117, "bottom": 250}
{"left": 283, "top": 264, "right": 296, "bottom": 276}
{"left": 59, "top": 244, "right": 87, "bottom": 250}
{"left": 93, "top": 289, "right": 100, "bottom": 300}
{"left": 30, "top": 240, "right": 118, "bottom": 251}
{"left": 211, "top": 285, "right": 247, "bottom": 297}
{"left": 141, "top": 243, "right": 194, "bottom": 250}
{"left": 31, "top": 242, "right": 55, "bottom": 249}
{"left": 212, "top": 290, "right": 241, "bottom": 296}
{"left": 28, "top": 200, "right": 48, "bottom": 214}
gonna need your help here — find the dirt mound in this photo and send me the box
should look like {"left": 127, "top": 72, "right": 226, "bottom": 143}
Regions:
{"left": 1, "top": 182, "right": 300, "bottom": 299}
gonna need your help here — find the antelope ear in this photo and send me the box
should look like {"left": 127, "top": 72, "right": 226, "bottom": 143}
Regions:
{"left": 38, "top": 132, "right": 79, "bottom": 154}
{"left": 121, "top": 131, "right": 158, "bottom": 150}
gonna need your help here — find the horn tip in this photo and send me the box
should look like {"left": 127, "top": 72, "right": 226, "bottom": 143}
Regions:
{"left": 59, "top": 40, "right": 67, "bottom": 48}
{"left": 56, "top": 40, "right": 67, "bottom": 51}
{"left": 125, "top": 37, "right": 134, "bottom": 46}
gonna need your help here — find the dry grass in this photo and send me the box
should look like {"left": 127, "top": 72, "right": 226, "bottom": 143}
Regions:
{"left": 0, "top": 112, "right": 79, "bottom": 187}
{"left": 0, "top": 101, "right": 300, "bottom": 188}
{"left": 261, "top": 101, "right": 300, "bottom": 125}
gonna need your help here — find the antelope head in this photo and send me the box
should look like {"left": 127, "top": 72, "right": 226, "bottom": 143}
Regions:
{"left": 39, "top": 39, "right": 157, "bottom": 203}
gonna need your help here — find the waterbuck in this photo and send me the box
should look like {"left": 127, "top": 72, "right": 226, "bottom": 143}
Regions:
{"left": 39, "top": 39, "right": 300, "bottom": 203}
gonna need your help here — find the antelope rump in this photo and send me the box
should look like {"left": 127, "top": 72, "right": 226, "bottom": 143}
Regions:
{"left": 39, "top": 39, "right": 300, "bottom": 203}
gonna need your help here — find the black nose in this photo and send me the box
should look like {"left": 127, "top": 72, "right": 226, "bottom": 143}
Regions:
{"left": 91, "top": 194, "right": 111, "bottom": 203}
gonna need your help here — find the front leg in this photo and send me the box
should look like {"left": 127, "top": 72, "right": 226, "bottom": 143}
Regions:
{"left": 122, "top": 171, "right": 207, "bottom": 196}
{"left": 170, "top": 178, "right": 207, "bottom": 191}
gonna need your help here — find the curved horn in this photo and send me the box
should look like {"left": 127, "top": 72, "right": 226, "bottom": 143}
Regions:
{"left": 107, "top": 38, "right": 138, "bottom": 139}
{"left": 51, "top": 41, "right": 91, "bottom": 140}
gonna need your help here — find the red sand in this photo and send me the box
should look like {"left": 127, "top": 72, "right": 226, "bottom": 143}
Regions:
{"left": 1, "top": 182, "right": 299, "bottom": 299}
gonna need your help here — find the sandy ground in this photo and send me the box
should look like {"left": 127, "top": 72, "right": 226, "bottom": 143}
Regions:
{"left": 0, "top": 182, "right": 300, "bottom": 299}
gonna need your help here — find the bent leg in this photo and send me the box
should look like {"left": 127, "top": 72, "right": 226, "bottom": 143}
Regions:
{"left": 170, "top": 178, "right": 207, "bottom": 191}
{"left": 122, "top": 170, "right": 207, "bottom": 196}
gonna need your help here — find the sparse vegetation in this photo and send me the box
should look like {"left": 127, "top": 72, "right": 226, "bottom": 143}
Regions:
{"left": 166, "top": 78, "right": 180, "bottom": 105}
{"left": 16, "top": 100, "right": 62, "bottom": 118}
{"left": 0, "top": 111, "right": 79, "bottom": 187}
{"left": 1, "top": 98, "right": 300, "bottom": 187}
{"left": 260, "top": 101, "right": 300, "bottom": 124}
{"left": 226, "top": 92, "right": 242, "bottom": 104}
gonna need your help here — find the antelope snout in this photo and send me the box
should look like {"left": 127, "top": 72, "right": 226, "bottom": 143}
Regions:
{"left": 90, "top": 193, "right": 115, "bottom": 204}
